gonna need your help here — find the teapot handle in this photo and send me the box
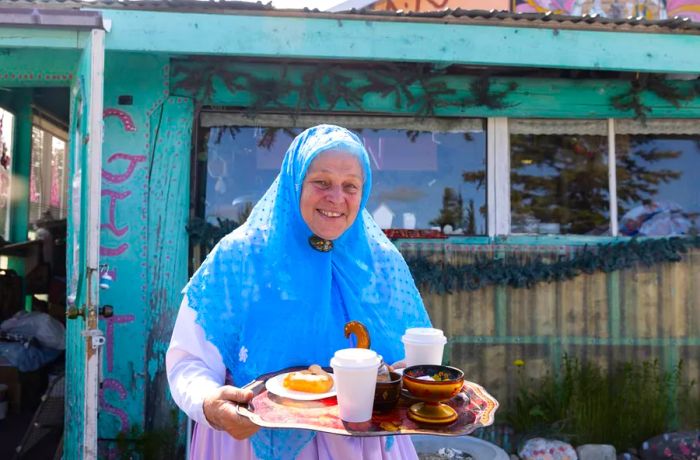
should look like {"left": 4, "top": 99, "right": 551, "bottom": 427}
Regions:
{"left": 344, "top": 320, "right": 371, "bottom": 349}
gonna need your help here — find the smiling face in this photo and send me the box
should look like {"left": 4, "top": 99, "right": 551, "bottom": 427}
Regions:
{"left": 300, "top": 150, "right": 364, "bottom": 241}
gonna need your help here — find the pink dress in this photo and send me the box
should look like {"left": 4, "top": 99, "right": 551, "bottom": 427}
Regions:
{"left": 167, "top": 299, "right": 418, "bottom": 460}
{"left": 190, "top": 422, "right": 418, "bottom": 459}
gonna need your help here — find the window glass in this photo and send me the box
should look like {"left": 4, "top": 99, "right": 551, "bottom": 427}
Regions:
{"left": 0, "top": 110, "right": 13, "bottom": 241}
{"left": 201, "top": 124, "right": 487, "bottom": 235}
{"left": 509, "top": 134, "right": 610, "bottom": 235}
{"left": 616, "top": 135, "right": 700, "bottom": 236}
{"left": 29, "top": 124, "right": 68, "bottom": 227}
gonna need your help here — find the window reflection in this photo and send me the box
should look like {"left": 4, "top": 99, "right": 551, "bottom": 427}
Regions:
{"left": 509, "top": 134, "right": 610, "bottom": 235}
{"left": 0, "top": 110, "right": 12, "bottom": 241}
{"left": 29, "top": 125, "right": 67, "bottom": 226}
{"left": 202, "top": 125, "right": 487, "bottom": 235}
{"left": 616, "top": 135, "right": 700, "bottom": 236}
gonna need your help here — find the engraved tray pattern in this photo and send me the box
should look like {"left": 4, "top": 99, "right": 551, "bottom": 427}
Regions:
{"left": 236, "top": 367, "right": 498, "bottom": 437}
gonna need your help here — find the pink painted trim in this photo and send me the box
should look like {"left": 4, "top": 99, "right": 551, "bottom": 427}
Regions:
{"left": 102, "top": 153, "right": 146, "bottom": 184}
{"left": 104, "top": 314, "right": 135, "bottom": 372}
{"left": 100, "top": 379, "right": 130, "bottom": 432}
{"left": 101, "top": 189, "right": 132, "bottom": 236}
{"left": 100, "top": 244, "right": 129, "bottom": 257}
{"left": 103, "top": 108, "right": 136, "bottom": 132}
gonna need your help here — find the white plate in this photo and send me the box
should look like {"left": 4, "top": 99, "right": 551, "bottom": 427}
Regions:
{"left": 265, "top": 372, "right": 337, "bottom": 401}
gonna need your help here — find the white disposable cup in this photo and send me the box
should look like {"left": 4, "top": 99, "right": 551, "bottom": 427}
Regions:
{"left": 402, "top": 328, "right": 447, "bottom": 367}
{"left": 330, "top": 348, "right": 381, "bottom": 422}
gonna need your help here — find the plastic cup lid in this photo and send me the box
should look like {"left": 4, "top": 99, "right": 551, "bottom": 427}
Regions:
{"left": 402, "top": 327, "right": 447, "bottom": 345}
{"left": 330, "top": 348, "right": 381, "bottom": 369}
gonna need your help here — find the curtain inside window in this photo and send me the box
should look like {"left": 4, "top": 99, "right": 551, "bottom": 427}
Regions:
{"left": 200, "top": 112, "right": 485, "bottom": 133}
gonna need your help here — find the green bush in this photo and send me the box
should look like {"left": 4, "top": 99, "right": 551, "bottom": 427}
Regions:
{"left": 501, "top": 356, "right": 696, "bottom": 452}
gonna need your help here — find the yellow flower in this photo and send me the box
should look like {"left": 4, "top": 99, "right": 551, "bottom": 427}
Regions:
{"left": 513, "top": 359, "right": 525, "bottom": 367}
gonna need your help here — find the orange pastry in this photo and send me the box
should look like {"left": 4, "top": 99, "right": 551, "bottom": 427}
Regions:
{"left": 283, "top": 365, "right": 334, "bottom": 393}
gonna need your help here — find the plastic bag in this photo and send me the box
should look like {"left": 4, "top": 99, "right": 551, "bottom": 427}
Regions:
{"left": 0, "top": 311, "right": 65, "bottom": 350}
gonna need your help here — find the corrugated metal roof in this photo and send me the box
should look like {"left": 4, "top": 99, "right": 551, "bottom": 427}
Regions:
{"left": 0, "top": 5, "right": 102, "bottom": 27}
{"left": 0, "top": 0, "right": 697, "bottom": 32}
{"left": 0, "top": 0, "right": 272, "bottom": 10}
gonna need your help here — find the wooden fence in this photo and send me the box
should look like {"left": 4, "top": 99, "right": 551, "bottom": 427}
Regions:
{"left": 400, "top": 241, "right": 700, "bottom": 405}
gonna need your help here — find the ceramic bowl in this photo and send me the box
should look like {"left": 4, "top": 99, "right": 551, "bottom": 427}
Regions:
{"left": 402, "top": 365, "right": 464, "bottom": 403}
{"left": 373, "top": 371, "right": 402, "bottom": 412}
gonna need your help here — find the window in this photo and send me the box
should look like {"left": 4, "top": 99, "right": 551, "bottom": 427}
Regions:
{"left": 615, "top": 132, "right": 700, "bottom": 237}
{"left": 0, "top": 109, "right": 14, "bottom": 241}
{"left": 29, "top": 114, "right": 68, "bottom": 227}
{"left": 504, "top": 119, "right": 700, "bottom": 237}
{"left": 197, "top": 115, "right": 487, "bottom": 235}
{"left": 509, "top": 120, "right": 610, "bottom": 235}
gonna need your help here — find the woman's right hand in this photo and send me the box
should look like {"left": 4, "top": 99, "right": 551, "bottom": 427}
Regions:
{"left": 202, "top": 386, "right": 260, "bottom": 440}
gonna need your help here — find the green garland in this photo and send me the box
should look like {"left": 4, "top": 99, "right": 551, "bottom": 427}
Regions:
{"left": 610, "top": 74, "right": 700, "bottom": 121}
{"left": 406, "top": 237, "right": 700, "bottom": 294}
{"left": 171, "top": 61, "right": 516, "bottom": 119}
{"left": 187, "top": 219, "right": 700, "bottom": 293}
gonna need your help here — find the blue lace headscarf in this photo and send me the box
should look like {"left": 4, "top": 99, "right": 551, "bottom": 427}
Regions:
{"left": 185, "top": 124, "right": 431, "bottom": 459}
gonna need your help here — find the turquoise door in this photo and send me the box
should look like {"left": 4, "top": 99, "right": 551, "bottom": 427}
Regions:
{"left": 64, "top": 28, "right": 105, "bottom": 460}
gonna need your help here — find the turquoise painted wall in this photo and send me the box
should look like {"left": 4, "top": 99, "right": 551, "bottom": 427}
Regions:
{"left": 99, "top": 9, "right": 700, "bottom": 74}
{"left": 97, "top": 53, "right": 191, "bottom": 456}
{"left": 0, "top": 48, "right": 79, "bottom": 84}
{"left": 0, "top": 44, "right": 194, "bottom": 455}
{"left": 170, "top": 61, "right": 700, "bottom": 119}
{"left": 143, "top": 94, "right": 192, "bottom": 447}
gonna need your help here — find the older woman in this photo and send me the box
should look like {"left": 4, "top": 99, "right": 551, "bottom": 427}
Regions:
{"left": 167, "top": 125, "right": 431, "bottom": 459}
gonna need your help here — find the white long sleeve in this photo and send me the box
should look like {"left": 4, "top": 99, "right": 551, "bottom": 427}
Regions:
{"left": 166, "top": 297, "right": 227, "bottom": 428}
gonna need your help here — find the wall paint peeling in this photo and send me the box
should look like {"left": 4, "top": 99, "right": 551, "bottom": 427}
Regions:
{"left": 143, "top": 95, "right": 193, "bottom": 456}
{"left": 97, "top": 54, "right": 171, "bottom": 449}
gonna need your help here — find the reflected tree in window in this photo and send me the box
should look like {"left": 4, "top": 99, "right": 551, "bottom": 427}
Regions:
{"left": 429, "top": 187, "right": 463, "bottom": 232}
{"left": 509, "top": 135, "right": 610, "bottom": 234}
{"left": 462, "top": 133, "right": 689, "bottom": 235}
{"left": 617, "top": 135, "right": 700, "bottom": 236}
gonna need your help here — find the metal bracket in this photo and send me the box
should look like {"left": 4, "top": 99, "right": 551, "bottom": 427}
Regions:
{"left": 81, "top": 329, "right": 106, "bottom": 350}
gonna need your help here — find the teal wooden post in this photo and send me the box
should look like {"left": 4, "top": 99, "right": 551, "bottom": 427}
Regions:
{"left": 495, "top": 286, "right": 507, "bottom": 338}
{"left": 494, "top": 245, "right": 508, "bottom": 338}
{"left": 607, "top": 271, "right": 621, "bottom": 340}
{"left": 663, "top": 341, "right": 680, "bottom": 428}
{"left": 8, "top": 89, "right": 32, "bottom": 246}
{"left": 8, "top": 90, "right": 33, "bottom": 310}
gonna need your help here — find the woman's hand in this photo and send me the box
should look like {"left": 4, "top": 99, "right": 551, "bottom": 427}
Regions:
{"left": 388, "top": 360, "right": 406, "bottom": 372}
{"left": 202, "top": 386, "right": 260, "bottom": 440}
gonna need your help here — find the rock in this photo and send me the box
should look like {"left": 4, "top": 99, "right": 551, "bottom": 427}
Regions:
{"left": 640, "top": 431, "right": 700, "bottom": 460}
{"left": 412, "top": 435, "right": 509, "bottom": 460}
{"left": 577, "top": 444, "right": 616, "bottom": 460}
{"left": 437, "top": 447, "right": 473, "bottom": 459}
{"left": 519, "top": 438, "right": 577, "bottom": 460}
{"left": 617, "top": 453, "right": 641, "bottom": 460}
